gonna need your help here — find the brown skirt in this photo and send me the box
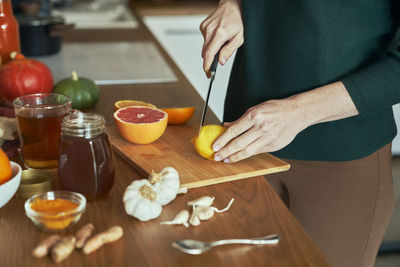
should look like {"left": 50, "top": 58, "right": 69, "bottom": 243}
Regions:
{"left": 266, "top": 143, "right": 394, "bottom": 267}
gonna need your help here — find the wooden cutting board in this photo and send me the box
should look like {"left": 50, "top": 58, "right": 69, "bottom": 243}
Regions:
{"left": 108, "top": 125, "right": 290, "bottom": 189}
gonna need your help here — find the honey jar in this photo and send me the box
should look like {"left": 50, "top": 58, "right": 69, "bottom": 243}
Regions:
{"left": 57, "top": 113, "right": 114, "bottom": 201}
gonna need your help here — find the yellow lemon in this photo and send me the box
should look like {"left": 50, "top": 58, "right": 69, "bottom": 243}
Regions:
{"left": 192, "top": 124, "right": 226, "bottom": 160}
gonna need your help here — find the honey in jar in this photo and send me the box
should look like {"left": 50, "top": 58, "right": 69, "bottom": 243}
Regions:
{"left": 58, "top": 113, "right": 114, "bottom": 201}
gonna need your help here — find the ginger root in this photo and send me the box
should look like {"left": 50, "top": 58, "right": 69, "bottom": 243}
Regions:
{"left": 83, "top": 226, "right": 123, "bottom": 255}
{"left": 75, "top": 223, "right": 95, "bottom": 249}
{"left": 32, "top": 235, "right": 61, "bottom": 258}
{"left": 51, "top": 236, "right": 76, "bottom": 263}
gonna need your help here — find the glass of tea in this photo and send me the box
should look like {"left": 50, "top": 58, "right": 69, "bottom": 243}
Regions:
{"left": 13, "top": 93, "right": 72, "bottom": 169}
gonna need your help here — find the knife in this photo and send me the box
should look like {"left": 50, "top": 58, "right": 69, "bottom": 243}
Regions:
{"left": 199, "top": 51, "right": 220, "bottom": 134}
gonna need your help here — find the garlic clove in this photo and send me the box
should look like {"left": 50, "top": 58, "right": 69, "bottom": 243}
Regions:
{"left": 196, "top": 206, "right": 215, "bottom": 221}
{"left": 211, "top": 198, "right": 235, "bottom": 213}
{"left": 160, "top": 210, "right": 190, "bottom": 227}
{"left": 187, "top": 196, "right": 215, "bottom": 207}
{"left": 189, "top": 208, "right": 201, "bottom": 226}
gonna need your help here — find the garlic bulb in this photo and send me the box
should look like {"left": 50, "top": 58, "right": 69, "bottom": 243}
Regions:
{"left": 123, "top": 180, "right": 162, "bottom": 221}
{"left": 123, "top": 167, "right": 182, "bottom": 222}
{"left": 149, "top": 167, "right": 180, "bottom": 205}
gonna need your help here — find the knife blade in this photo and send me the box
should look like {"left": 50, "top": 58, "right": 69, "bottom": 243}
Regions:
{"left": 199, "top": 51, "right": 220, "bottom": 134}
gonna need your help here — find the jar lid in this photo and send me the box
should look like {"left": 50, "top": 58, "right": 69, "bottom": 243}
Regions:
{"left": 16, "top": 169, "right": 54, "bottom": 199}
{"left": 16, "top": 15, "right": 64, "bottom": 26}
{"left": 62, "top": 112, "right": 106, "bottom": 138}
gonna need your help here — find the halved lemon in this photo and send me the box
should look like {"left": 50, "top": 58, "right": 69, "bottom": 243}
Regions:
{"left": 191, "top": 124, "right": 226, "bottom": 160}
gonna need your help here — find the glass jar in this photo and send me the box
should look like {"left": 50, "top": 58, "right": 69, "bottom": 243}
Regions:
{"left": 57, "top": 113, "right": 114, "bottom": 201}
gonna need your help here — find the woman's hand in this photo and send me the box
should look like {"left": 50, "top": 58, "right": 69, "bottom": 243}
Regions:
{"left": 200, "top": 0, "right": 243, "bottom": 77}
{"left": 212, "top": 82, "right": 359, "bottom": 163}
{"left": 213, "top": 99, "right": 309, "bottom": 163}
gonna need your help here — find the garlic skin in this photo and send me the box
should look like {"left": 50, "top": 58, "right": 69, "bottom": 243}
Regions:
{"left": 123, "top": 180, "right": 163, "bottom": 221}
{"left": 160, "top": 210, "right": 190, "bottom": 227}
{"left": 149, "top": 167, "right": 180, "bottom": 205}
{"left": 212, "top": 198, "right": 235, "bottom": 213}
{"left": 187, "top": 196, "right": 215, "bottom": 207}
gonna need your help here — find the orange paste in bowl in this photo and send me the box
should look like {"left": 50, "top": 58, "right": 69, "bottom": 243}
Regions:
{"left": 31, "top": 199, "right": 79, "bottom": 230}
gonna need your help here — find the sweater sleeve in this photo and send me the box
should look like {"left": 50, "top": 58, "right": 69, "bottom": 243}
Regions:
{"left": 342, "top": 27, "right": 400, "bottom": 115}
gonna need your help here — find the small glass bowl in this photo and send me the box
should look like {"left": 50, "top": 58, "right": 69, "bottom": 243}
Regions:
{"left": 25, "top": 191, "right": 86, "bottom": 231}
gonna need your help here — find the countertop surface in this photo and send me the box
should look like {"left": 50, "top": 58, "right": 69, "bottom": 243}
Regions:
{"left": 0, "top": 5, "right": 331, "bottom": 267}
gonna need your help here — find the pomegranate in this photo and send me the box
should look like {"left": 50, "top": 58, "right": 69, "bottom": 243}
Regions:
{"left": 0, "top": 53, "right": 53, "bottom": 106}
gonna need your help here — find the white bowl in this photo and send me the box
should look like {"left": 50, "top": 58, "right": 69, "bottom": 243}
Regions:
{"left": 0, "top": 161, "right": 22, "bottom": 208}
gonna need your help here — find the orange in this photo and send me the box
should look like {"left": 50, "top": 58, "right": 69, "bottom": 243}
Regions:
{"left": 161, "top": 107, "right": 195, "bottom": 125}
{"left": 191, "top": 124, "right": 226, "bottom": 160}
{"left": 114, "top": 106, "right": 168, "bottom": 144}
{"left": 0, "top": 148, "right": 13, "bottom": 185}
{"left": 114, "top": 100, "right": 156, "bottom": 111}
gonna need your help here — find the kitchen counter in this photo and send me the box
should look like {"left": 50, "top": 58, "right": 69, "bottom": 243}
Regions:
{"left": 0, "top": 5, "right": 331, "bottom": 267}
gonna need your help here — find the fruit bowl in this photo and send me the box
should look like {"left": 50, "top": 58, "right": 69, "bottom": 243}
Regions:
{"left": 0, "top": 161, "right": 22, "bottom": 208}
{"left": 25, "top": 191, "right": 86, "bottom": 231}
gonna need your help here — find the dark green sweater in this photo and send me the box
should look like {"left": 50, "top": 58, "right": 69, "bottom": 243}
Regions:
{"left": 224, "top": 0, "right": 400, "bottom": 161}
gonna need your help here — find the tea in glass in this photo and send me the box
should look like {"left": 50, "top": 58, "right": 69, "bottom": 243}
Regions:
{"left": 13, "top": 93, "right": 71, "bottom": 169}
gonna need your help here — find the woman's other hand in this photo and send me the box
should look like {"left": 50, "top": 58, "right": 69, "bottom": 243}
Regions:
{"left": 213, "top": 99, "right": 308, "bottom": 163}
{"left": 212, "top": 82, "right": 359, "bottom": 163}
{"left": 200, "top": 0, "right": 243, "bottom": 77}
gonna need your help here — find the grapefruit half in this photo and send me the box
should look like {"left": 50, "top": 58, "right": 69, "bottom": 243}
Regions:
{"left": 161, "top": 107, "right": 195, "bottom": 125}
{"left": 114, "top": 100, "right": 156, "bottom": 111}
{"left": 114, "top": 106, "right": 168, "bottom": 144}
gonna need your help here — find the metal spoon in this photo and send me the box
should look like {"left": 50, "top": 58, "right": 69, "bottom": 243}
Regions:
{"left": 172, "top": 234, "right": 280, "bottom": 255}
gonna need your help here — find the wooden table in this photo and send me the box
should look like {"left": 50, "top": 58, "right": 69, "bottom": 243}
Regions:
{"left": 0, "top": 6, "right": 331, "bottom": 267}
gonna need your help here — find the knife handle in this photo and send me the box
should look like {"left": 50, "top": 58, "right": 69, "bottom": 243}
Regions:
{"left": 210, "top": 50, "right": 220, "bottom": 74}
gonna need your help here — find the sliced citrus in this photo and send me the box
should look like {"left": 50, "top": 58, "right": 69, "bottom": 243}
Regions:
{"left": 0, "top": 148, "right": 12, "bottom": 185}
{"left": 161, "top": 107, "right": 195, "bottom": 125}
{"left": 114, "top": 100, "right": 156, "bottom": 111}
{"left": 191, "top": 124, "right": 226, "bottom": 160}
{"left": 114, "top": 106, "right": 168, "bottom": 144}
